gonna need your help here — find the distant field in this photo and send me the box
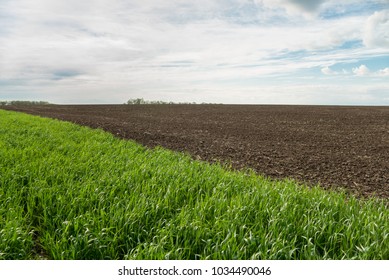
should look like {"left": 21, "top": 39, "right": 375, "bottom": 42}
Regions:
{"left": 4, "top": 104, "right": 389, "bottom": 198}
{"left": 0, "top": 109, "right": 388, "bottom": 260}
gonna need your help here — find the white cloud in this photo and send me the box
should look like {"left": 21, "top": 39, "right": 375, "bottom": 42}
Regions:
{"left": 321, "top": 66, "right": 352, "bottom": 75}
{"left": 352, "top": 64, "right": 370, "bottom": 76}
{"left": 322, "top": 63, "right": 389, "bottom": 77}
{"left": 377, "top": 67, "right": 389, "bottom": 76}
{"left": 351, "top": 65, "right": 389, "bottom": 77}
{"left": 321, "top": 66, "right": 336, "bottom": 75}
{"left": 363, "top": 10, "right": 389, "bottom": 48}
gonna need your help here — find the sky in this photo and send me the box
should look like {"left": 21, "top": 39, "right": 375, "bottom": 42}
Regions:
{"left": 0, "top": 0, "right": 388, "bottom": 105}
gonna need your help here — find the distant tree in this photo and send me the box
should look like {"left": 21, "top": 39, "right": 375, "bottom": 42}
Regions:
{"left": 126, "top": 98, "right": 146, "bottom": 105}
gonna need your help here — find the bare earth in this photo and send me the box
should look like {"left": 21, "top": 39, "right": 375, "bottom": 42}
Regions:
{"left": 3, "top": 104, "right": 389, "bottom": 199}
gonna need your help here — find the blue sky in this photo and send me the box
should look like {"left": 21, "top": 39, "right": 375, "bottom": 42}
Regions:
{"left": 0, "top": 0, "right": 388, "bottom": 105}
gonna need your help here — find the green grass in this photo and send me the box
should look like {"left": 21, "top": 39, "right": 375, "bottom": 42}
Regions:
{"left": 0, "top": 109, "right": 388, "bottom": 260}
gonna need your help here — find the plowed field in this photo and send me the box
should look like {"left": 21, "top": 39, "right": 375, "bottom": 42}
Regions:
{"left": 3, "top": 104, "right": 389, "bottom": 198}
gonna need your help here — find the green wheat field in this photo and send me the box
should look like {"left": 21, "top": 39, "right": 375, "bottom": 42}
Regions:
{"left": 0, "top": 109, "right": 388, "bottom": 260}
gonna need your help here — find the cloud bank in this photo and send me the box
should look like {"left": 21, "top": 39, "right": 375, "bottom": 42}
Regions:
{"left": 0, "top": 0, "right": 388, "bottom": 105}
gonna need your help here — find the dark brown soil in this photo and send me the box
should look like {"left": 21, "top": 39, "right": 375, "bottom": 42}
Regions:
{"left": 3, "top": 104, "right": 389, "bottom": 199}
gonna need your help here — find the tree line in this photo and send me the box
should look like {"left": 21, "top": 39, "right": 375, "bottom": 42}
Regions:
{"left": 125, "top": 98, "right": 219, "bottom": 105}
{"left": 0, "top": 100, "right": 51, "bottom": 106}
